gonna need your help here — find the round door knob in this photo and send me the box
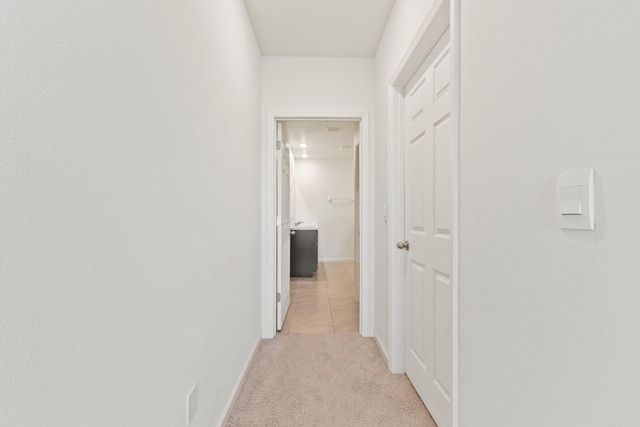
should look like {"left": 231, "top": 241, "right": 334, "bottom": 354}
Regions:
{"left": 397, "top": 241, "right": 410, "bottom": 250}
{"left": 289, "top": 230, "right": 296, "bottom": 235}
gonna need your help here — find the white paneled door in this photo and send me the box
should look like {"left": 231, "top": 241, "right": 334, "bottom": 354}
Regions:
{"left": 403, "top": 29, "right": 453, "bottom": 427}
{"left": 276, "top": 138, "right": 291, "bottom": 331}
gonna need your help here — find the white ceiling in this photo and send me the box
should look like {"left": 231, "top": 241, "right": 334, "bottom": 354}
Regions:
{"left": 281, "top": 121, "right": 358, "bottom": 159}
{"left": 243, "top": 0, "right": 396, "bottom": 57}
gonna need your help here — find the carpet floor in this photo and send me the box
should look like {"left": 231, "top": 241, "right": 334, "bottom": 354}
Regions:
{"left": 225, "top": 333, "right": 437, "bottom": 427}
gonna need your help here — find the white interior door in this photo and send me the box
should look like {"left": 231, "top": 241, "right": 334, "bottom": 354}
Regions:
{"left": 276, "top": 138, "right": 291, "bottom": 331}
{"left": 403, "top": 29, "right": 453, "bottom": 427}
{"left": 353, "top": 133, "right": 361, "bottom": 304}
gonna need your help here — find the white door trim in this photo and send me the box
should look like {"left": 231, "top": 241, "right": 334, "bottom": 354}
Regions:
{"left": 262, "top": 111, "right": 373, "bottom": 339}
{"left": 387, "top": 0, "right": 460, "bottom": 425}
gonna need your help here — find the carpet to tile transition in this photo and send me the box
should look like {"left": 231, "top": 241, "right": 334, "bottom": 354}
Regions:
{"left": 225, "top": 333, "right": 436, "bottom": 427}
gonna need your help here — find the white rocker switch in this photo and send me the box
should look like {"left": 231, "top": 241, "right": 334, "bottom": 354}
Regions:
{"left": 560, "top": 186, "right": 583, "bottom": 215}
{"left": 557, "top": 169, "right": 594, "bottom": 230}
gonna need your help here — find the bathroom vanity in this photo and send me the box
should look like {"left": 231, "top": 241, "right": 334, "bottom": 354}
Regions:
{"left": 290, "top": 222, "right": 318, "bottom": 278}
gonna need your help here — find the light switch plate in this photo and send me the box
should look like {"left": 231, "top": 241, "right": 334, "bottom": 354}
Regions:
{"left": 557, "top": 169, "right": 594, "bottom": 230}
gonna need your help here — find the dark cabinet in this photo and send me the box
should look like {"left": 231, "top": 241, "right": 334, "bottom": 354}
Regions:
{"left": 290, "top": 229, "right": 318, "bottom": 277}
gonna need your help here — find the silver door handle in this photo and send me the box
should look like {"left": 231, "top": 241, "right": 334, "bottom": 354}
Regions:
{"left": 397, "top": 241, "right": 409, "bottom": 250}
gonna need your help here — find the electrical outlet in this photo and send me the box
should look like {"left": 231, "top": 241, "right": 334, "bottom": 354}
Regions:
{"left": 186, "top": 384, "right": 197, "bottom": 426}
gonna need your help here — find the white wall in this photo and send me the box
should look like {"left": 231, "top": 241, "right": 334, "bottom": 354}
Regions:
{"left": 373, "top": 0, "right": 436, "bottom": 359}
{"left": 295, "top": 158, "right": 355, "bottom": 262}
{"left": 0, "top": 1, "right": 262, "bottom": 426}
{"left": 262, "top": 57, "right": 375, "bottom": 112}
{"left": 459, "top": 1, "right": 640, "bottom": 425}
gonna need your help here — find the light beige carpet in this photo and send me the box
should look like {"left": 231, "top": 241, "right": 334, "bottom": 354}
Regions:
{"left": 225, "top": 333, "right": 437, "bottom": 427}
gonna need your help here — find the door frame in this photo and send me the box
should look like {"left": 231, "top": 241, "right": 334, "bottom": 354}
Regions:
{"left": 261, "top": 111, "right": 372, "bottom": 339}
{"left": 387, "top": 0, "right": 460, "bottom": 425}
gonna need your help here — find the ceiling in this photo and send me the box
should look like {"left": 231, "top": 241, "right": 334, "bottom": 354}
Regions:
{"left": 243, "top": 0, "right": 396, "bottom": 57}
{"left": 281, "top": 121, "right": 358, "bottom": 159}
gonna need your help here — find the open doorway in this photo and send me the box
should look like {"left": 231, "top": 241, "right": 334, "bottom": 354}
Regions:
{"left": 276, "top": 120, "right": 361, "bottom": 334}
{"left": 262, "top": 111, "right": 371, "bottom": 339}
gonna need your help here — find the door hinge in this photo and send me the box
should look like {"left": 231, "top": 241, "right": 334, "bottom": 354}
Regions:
{"left": 276, "top": 292, "right": 281, "bottom": 303}
{"left": 276, "top": 140, "right": 282, "bottom": 150}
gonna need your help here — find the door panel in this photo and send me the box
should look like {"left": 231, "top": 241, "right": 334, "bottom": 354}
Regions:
{"left": 353, "top": 135, "right": 361, "bottom": 304}
{"left": 404, "top": 29, "right": 453, "bottom": 427}
{"left": 277, "top": 140, "right": 291, "bottom": 331}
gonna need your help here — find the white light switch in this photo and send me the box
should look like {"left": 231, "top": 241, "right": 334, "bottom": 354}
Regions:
{"left": 560, "top": 186, "right": 582, "bottom": 215}
{"left": 557, "top": 169, "right": 594, "bottom": 230}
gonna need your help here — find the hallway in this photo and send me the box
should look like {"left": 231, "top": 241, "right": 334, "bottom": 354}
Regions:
{"left": 225, "top": 333, "right": 436, "bottom": 427}
{"left": 3, "top": 1, "right": 639, "bottom": 426}
{"left": 282, "top": 262, "right": 359, "bottom": 334}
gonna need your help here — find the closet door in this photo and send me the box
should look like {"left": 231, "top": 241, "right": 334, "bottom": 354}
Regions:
{"left": 403, "top": 29, "right": 453, "bottom": 427}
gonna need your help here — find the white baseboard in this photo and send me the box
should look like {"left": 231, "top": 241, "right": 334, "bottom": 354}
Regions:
{"left": 216, "top": 335, "right": 261, "bottom": 427}
{"left": 319, "top": 258, "right": 355, "bottom": 263}
{"left": 374, "top": 332, "right": 390, "bottom": 367}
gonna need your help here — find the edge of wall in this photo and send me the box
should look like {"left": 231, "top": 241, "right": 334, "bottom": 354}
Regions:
{"left": 216, "top": 335, "right": 262, "bottom": 427}
{"left": 374, "top": 332, "right": 390, "bottom": 368}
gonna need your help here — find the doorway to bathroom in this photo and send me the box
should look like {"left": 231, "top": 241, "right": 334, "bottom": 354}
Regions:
{"left": 261, "top": 112, "right": 371, "bottom": 339}
{"left": 277, "top": 120, "right": 360, "bottom": 334}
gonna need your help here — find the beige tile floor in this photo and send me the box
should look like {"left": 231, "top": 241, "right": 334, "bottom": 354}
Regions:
{"left": 280, "top": 262, "right": 359, "bottom": 334}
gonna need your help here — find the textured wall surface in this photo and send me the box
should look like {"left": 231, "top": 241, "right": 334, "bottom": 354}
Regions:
{"left": 0, "top": 1, "right": 262, "bottom": 426}
{"left": 262, "top": 57, "right": 375, "bottom": 113}
{"left": 459, "top": 1, "right": 640, "bottom": 425}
